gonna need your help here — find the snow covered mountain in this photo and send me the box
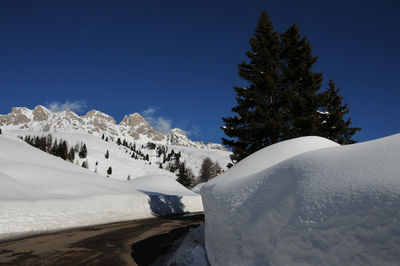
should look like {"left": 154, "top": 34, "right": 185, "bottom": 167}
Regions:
{"left": 0, "top": 105, "right": 227, "bottom": 150}
{"left": 0, "top": 106, "right": 231, "bottom": 179}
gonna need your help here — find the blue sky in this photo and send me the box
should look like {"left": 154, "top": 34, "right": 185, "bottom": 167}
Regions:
{"left": 1, "top": 1, "right": 399, "bottom": 144}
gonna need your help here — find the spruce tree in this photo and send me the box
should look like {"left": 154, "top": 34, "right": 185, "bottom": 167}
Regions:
{"left": 105, "top": 150, "right": 109, "bottom": 159}
{"left": 222, "top": 11, "right": 360, "bottom": 164}
{"left": 221, "top": 11, "right": 283, "bottom": 163}
{"left": 60, "top": 140, "right": 68, "bottom": 160}
{"left": 78, "top": 143, "right": 87, "bottom": 159}
{"left": 82, "top": 160, "right": 89, "bottom": 169}
{"left": 107, "top": 166, "right": 112, "bottom": 175}
{"left": 280, "top": 24, "right": 322, "bottom": 138}
{"left": 67, "top": 147, "right": 75, "bottom": 162}
{"left": 318, "top": 80, "right": 360, "bottom": 144}
{"left": 176, "top": 162, "right": 194, "bottom": 188}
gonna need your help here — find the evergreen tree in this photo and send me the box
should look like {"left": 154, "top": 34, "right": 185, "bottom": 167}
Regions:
{"left": 105, "top": 137, "right": 109, "bottom": 142}
{"left": 67, "top": 147, "right": 75, "bottom": 162}
{"left": 280, "top": 24, "right": 322, "bottom": 138}
{"left": 107, "top": 166, "right": 112, "bottom": 175}
{"left": 318, "top": 80, "right": 360, "bottom": 144}
{"left": 102, "top": 134, "right": 105, "bottom": 140}
{"left": 199, "top": 157, "right": 215, "bottom": 182}
{"left": 221, "top": 11, "right": 283, "bottom": 163}
{"left": 117, "top": 138, "right": 122, "bottom": 145}
{"left": 78, "top": 143, "right": 87, "bottom": 159}
{"left": 176, "top": 162, "right": 194, "bottom": 188}
{"left": 105, "top": 150, "right": 109, "bottom": 159}
{"left": 127, "top": 175, "right": 130, "bottom": 181}
{"left": 60, "top": 140, "right": 68, "bottom": 160}
{"left": 82, "top": 160, "right": 89, "bottom": 169}
{"left": 222, "top": 11, "right": 360, "bottom": 163}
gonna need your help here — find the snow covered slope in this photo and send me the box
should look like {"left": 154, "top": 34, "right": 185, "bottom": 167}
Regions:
{"left": 202, "top": 135, "right": 400, "bottom": 265}
{"left": 0, "top": 134, "right": 202, "bottom": 240}
{"left": 0, "top": 106, "right": 231, "bottom": 177}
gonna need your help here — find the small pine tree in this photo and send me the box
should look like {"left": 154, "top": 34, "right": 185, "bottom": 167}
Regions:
{"left": 105, "top": 150, "right": 109, "bottom": 159}
{"left": 82, "top": 160, "right": 89, "bottom": 169}
{"left": 78, "top": 143, "right": 88, "bottom": 159}
{"left": 145, "top": 154, "right": 149, "bottom": 161}
{"left": 117, "top": 138, "right": 122, "bottom": 145}
{"left": 105, "top": 137, "right": 108, "bottom": 142}
{"left": 67, "top": 147, "right": 75, "bottom": 162}
{"left": 107, "top": 166, "right": 112, "bottom": 175}
{"left": 60, "top": 140, "right": 68, "bottom": 160}
{"left": 127, "top": 175, "right": 130, "bottom": 181}
{"left": 176, "top": 162, "right": 194, "bottom": 188}
{"left": 102, "top": 134, "right": 105, "bottom": 140}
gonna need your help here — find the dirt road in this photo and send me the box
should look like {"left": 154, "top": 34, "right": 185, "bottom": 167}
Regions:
{"left": 0, "top": 213, "right": 204, "bottom": 266}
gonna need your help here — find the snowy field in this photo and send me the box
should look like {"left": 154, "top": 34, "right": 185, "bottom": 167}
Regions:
{"left": 202, "top": 135, "right": 400, "bottom": 265}
{"left": 0, "top": 134, "right": 202, "bottom": 240}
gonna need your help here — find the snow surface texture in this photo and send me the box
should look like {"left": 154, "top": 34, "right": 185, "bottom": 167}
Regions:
{"left": 0, "top": 134, "right": 202, "bottom": 240}
{"left": 202, "top": 135, "right": 400, "bottom": 265}
{"left": 166, "top": 224, "right": 209, "bottom": 266}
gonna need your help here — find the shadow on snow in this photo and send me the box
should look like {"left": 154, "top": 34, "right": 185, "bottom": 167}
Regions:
{"left": 139, "top": 190, "right": 185, "bottom": 217}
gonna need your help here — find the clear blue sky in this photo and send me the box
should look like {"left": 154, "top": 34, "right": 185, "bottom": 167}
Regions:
{"left": 1, "top": 0, "right": 399, "bottom": 143}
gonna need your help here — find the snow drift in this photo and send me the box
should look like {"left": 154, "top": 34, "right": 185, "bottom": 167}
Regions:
{"left": 202, "top": 135, "right": 400, "bottom": 265}
{"left": 0, "top": 134, "right": 202, "bottom": 240}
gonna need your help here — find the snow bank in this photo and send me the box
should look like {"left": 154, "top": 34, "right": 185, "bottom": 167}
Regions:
{"left": 0, "top": 134, "right": 202, "bottom": 240}
{"left": 202, "top": 135, "right": 400, "bottom": 265}
{"left": 167, "top": 224, "right": 209, "bottom": 266}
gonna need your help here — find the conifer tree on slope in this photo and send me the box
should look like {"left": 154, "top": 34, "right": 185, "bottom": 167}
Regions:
{"left": 318, "top": 80, "right": 360, "bottom": 144}
{"left": 221, "top": 11, "right": 283, "bottom": 163}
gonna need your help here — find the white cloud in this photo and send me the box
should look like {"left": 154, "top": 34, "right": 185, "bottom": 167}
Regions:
{"left": 142, "top": 107, "right": 172, "bottom": 134}
{"left": 185, "top": 126, "right": 200, "bottom": 137}
{"left": 142, "top": 107, "right": 157, "bottom": 117}
{"left": 47, "top": 100, "right": 87, "bottom": 113}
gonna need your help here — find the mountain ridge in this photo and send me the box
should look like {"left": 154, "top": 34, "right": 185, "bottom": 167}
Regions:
{"left": 0, "top": 106, "right": 227, "bottom": 151}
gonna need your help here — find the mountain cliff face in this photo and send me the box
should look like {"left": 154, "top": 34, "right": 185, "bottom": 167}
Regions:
{"left": 0, "top": 106, "right": 227, "bottom": 151}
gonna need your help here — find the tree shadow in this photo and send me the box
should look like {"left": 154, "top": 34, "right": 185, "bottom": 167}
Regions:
{"left": 139, "top": 190, "right": 185, "bottom": 217}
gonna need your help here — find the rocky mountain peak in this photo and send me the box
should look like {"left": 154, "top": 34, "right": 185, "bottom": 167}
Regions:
{"left": 32, "top": 105, "right": 51, "bottom": 121}
{"left": 120, "top": 113, "right": 148, "bottom": 127}
{"left": 0, "top": 106, "right": 226, "bottom": 150}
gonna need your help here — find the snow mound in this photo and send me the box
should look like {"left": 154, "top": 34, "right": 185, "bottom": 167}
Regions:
{"left": 0, "top": 134, "right": 202, "bottom": 240}
{"left": 202, "top": 135, "right": 400, "bottom": 265}
{"left": 191, "top": 182, "right": 207, "bottom": 194}
{"left": 167, "top": 224, "right": 209, "bottom": 266}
